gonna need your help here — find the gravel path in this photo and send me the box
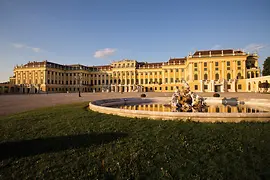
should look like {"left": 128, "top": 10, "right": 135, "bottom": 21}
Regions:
{"left": 0, "top": 92, "right": 269, "bottom": 116}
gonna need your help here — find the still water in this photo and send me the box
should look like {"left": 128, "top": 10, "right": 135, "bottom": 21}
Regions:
{"left": 115, "top": 103, "right": 269, "bottom": 113}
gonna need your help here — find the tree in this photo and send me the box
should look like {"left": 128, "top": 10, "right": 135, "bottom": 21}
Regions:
{"left": 262, "top": 57, "right": 270, "bottom": 76}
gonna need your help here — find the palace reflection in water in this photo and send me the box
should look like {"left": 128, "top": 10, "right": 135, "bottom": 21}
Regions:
{"left": 118, "top": 104, "right": 268, "bottom": 113}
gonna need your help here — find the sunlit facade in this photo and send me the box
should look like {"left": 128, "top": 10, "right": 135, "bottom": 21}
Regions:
{"left": 2, "top": 49, "right": 269, "bottom": 94}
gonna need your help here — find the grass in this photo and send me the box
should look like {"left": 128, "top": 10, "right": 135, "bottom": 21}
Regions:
{"left": 0, "top": 103, "right": 270, "bottom": 180}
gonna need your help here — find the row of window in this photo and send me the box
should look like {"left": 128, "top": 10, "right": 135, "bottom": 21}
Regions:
{"left": 193, "top": 73, "right": 243, "bottom": 80}
{"left": 47, "top": 70, "right": 186, "bottom": 78}
{"left": 193, "top": 84, "right": 242, "bottom": 91}
{"left": 17, "top": 79, "right": 43, "bottom": 84}
{"left": 194, "top": 61, "right": 241, "bottom": 68}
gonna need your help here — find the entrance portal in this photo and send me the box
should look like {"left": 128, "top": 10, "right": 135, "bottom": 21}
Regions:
{"left": 215, "top": 85, "right": 221, "bottom": 92}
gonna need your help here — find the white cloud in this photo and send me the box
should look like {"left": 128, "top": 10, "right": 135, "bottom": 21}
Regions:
{"left": 31, "top": 47, "right": 41, "bottom": 52}
{"left": 94, "top": 48, "right": 117, "bottom": 58}
{"left": 243, "top": 43, "right": 267, "bottom": 52}
{"left": 12, "top": 43, "right": 27, "bottom": 49}
{"left": 11, "top": 43, "right": 42, "bottom": 53}
{"left": 211, "top": 44, "right": 222, "bottom": 50}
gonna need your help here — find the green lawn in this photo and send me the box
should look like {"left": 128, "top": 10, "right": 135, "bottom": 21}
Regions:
{"left": 0, "top": 103, "right": 270, "bottom": 180}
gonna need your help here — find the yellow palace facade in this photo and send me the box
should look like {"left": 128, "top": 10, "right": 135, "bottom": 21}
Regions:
{"left": 4, "top": 49, "right": 267, "bottom": 94}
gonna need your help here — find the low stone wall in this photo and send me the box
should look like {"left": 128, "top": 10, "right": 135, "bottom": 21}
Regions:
{"left": 89, "top": 98, "right": 270, "bottom": 123}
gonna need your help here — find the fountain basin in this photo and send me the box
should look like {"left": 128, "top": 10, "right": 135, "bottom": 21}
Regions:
{"left": 89, "top": 97, "right": 270, "bottom": 122}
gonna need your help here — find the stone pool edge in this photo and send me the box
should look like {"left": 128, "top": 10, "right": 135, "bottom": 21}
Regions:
{"left": 89, "top": 97, "right": 270, "bottom": 123}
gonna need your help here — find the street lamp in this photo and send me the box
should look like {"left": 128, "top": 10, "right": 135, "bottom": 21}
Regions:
{"left": 75, "top": 72, "right": 82, "bottom": 97}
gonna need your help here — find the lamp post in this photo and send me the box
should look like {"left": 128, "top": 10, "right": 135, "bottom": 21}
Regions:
{"left": 75, "top": 72, "right": 82, "bottom": 97}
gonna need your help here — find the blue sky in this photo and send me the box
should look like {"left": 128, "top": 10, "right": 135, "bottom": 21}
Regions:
{"left": 0, "top": 0, "right": 269, "bottom": 82}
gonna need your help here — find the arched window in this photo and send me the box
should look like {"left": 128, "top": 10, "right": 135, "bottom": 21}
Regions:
{"left": 251, "top": 72, "right": 254, "bottom": 78}
{"left": 256, "top": 72, "right": 259, "bottom": 77}
{"left": 215, "top": 73, "right": 219, "bottom": 80}
{"left": 248, "top": 82, "right": 251, "bottom": 91}
{"left": 247, "top": 73, "right": 250, "bottom": 78}
{"left": 204, "top": 74, "right": 208, "bottom": 80}
{"left": 227, "top": 73, "right": 231, "bottom": 80}
{"left": 237, "top": 73, "right": 241, "bottom": 79}
{"left": 194, "top": 74, "right": 198, "bottom": 80}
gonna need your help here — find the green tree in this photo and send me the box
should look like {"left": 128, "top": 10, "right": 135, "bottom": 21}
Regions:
{"left": 262, "top": 57, "right": 270, "bottom": 76}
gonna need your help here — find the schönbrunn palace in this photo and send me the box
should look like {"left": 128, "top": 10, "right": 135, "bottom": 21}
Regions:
{"left": 1, "top": 49, "right": 270, "bottom": 94}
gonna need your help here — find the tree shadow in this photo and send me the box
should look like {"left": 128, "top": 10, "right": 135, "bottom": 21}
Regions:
{"left": 0, "top": 132, "right": 128, "bottom": 160}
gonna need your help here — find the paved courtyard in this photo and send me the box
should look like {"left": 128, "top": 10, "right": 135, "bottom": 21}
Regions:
{"left": 0, "top": 92, "right": 269, "bottom": 116}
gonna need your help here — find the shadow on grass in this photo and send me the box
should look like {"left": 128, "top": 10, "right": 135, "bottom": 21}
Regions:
{"left": 0, "top": 132, "right": 128, "bottom": 160}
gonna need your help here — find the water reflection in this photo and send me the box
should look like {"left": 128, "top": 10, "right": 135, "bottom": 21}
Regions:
{"left": 117, "top": 104, "right": 269, "bottom": 113}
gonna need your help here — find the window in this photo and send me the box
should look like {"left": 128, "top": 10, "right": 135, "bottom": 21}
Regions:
{"left": 171, "top": 86, "right": 173, "bottom": 90}
{"left": 215, "top": 62, "right": 219, "bottom": 66}
{"left": 194, "top": 68, "right": 198, "bottom": 71}
{"left": 160, "top": 87, "right": 162, "bottom": 90}
{"left": 204, "top": 74, "right": 208, "bottom": 80}
{"left": 194, "top": 74, "right": 198, "bottom": 80}
{"left": 165, "top": 78, "right": 168, "bottom": 83}
{"left": 194, "top": 63, "right": 198, "bottom": 67}
{"left": 227, "top": 73, "right": 231, "bottom": 80}
{"left": 227, "top": 61, "right": 230, "bottom": 66}
{"left": 227, "top": 85, "right": 231, "bottom": 89}
{"left": 204, "top": 62, "right": 207, "bottom": 67}
{"left": 215, "top": 68, "right": 219, "bottom": 71}
{"left": 227, "top": 67, "right": 230, "bottom": 70}
{"left": 181, "top": 69, "right": 184, "bottom": 72}
{"left": 204, "top": 85, "right": 208, "bottom": 90}
{"left": 170, "top": 78, "right": 173, "bottom": 83}
{"left": 171, "top": 69, "right": 173, "bottom": 73}
{"left": 238, "top": 84, "right": 242, "bottom": 90}
{"left": 165, "top": 87, "right": 168, "bottom": 90}
{"left": 176, "top": 69, "right": 178, "bottom": 72}
{"left": 215, "top": 73, "right": 219, "bottom": 80}
{"left": 194, "top": 85, "right": 198, "bottom": 90}
{"left": 228, "top": 107, "right": 231, "bottom": 113}
{"left": 204, "top": 68, "right": 207, "bottom": 71}
{"left": 237, "top": 61, "right": 241, "bottom": 66}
